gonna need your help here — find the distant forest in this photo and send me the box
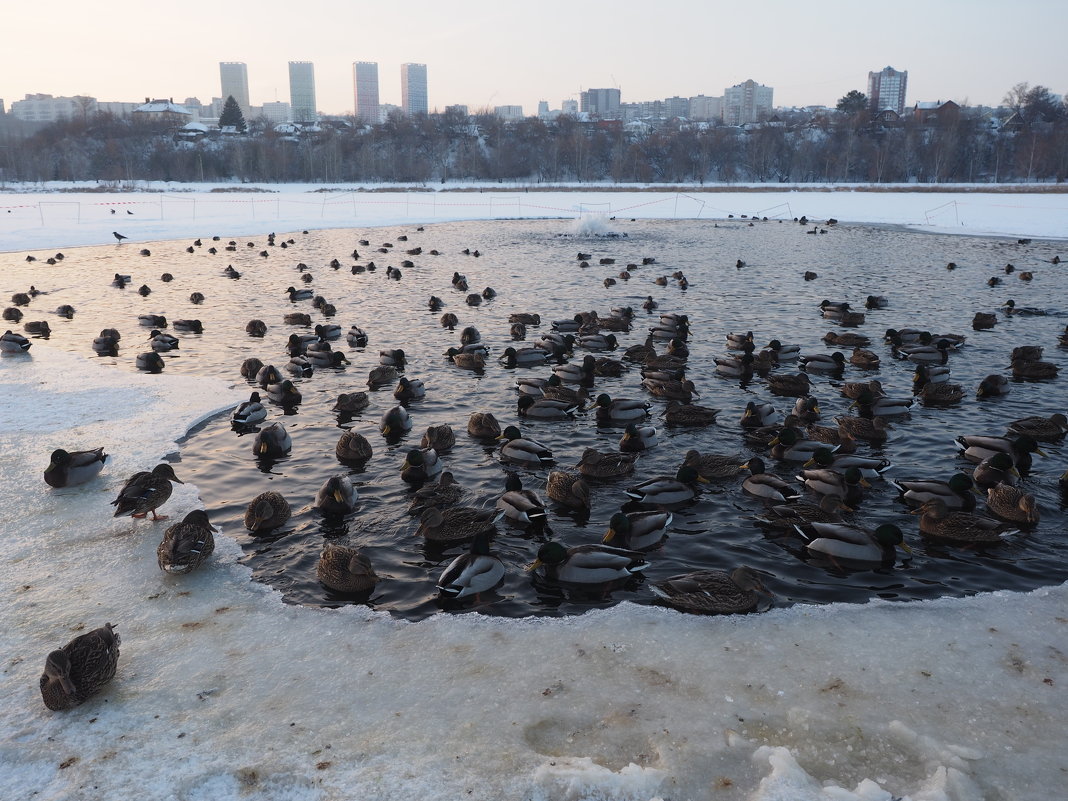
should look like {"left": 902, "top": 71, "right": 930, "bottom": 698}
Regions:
{"left": 2, "top": 92, "right": 1066, "bottom": 186}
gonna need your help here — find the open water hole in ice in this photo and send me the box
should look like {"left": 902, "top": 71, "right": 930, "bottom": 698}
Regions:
{"left": 4, "top": 217, "right": 1067, "bottom": 620}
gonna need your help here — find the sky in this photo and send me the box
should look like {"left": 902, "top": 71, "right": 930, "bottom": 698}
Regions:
{"left": 3, "top": 0, "right": 1067, "bottom": 117}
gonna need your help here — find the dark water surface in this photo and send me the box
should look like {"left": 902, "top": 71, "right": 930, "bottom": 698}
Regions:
{"left": 5, "top": 218, "right": 1067, "bottom": 620}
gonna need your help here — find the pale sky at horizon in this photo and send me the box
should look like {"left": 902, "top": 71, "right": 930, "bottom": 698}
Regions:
{"left": 4, "top": 0, "right": 1066, "bottom": 116}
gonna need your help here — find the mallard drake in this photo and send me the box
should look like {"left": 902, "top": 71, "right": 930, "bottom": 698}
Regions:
{"left": 741, "top": 457, "right": 800, "bottom": 502}
{"left": 1007, "top": 414, "right": 1068, "bottom": 441}
{"left": 552, "top": 354, "right": 597, "bottom": 383}
{"left": 804, "top": 448, "right": 891, "bottom": 479}
{"left": 518, "top": 394, "right": 579, "bottom": 420}
{"left": 796, "top": 466, "right": 868, "bottom": 507}
{"left": 741, "top": 401, "right": 777, "bottom": 429}
{"left": 850, "top": 390, "right": 912, "bottom": 417}
{"left": 1002, "top": 299, "right": 1045, "bottom": 315}
{"left": 266, "top": 380, "right": 302, "bottom": 406}
{"left": 138, "top": 314, "right": 167, "bottom": 328}
{"left": 245, "top": 360, "right": 271, "bottom": 383}
{"left": 972, "top": 452, "right": 1019, "bottom": 490}
{"left": 314, "top": 323, "right": 342, "bottom": 340}
{"left": 976, "top": 374, "right": 1010, "bottom": 398}
{"left": 307, "top": 348, "right": 349, "bottom": 369}
{"left": 379, "top": 348, "right": 406, "bottom": 369}
{"left": 156, "top": 509, "right": 215, "bottom": 574}
{"left": 799, "top": 522, "right": 909, "bottom": 563}
{"left": 333, "top": 392, "right": 370, "bottom": 413}
{"left": 111, "top": 463, "right": 182, "bottom": 520}
{"left": 285, "top": 286, "right": 313, "bottom": 301}
{"left": 800, "top": 351, "right": 846, "bottom": 373}
{"left": 173, "top": 319, "right": 203, "bottom": 333}
{"left": 601, "top": 510, "right": 672, "bottom": 551}
{"left": 725, "top": 331, "right": 754, "bottom": 350}
{"left": 891, "top": 473, "right": 978, "bottom": 511}
{"left": 714, "top": 352, "right": 754, "bottom": 378}
{"left": 445, "top": 347, "right": 486, "bottom": 370}
{"left": 765, "top": 372, "right": 811, "bottom": 397}
{"left": 1011, "top": 359, "right": 1058, "bottom": 380}
{"left": 913, "top": 498, "right": 1018, "bottom": 543}
{"left": 317, "top": 545, "right": 379, "bottom": 594}
{"left": 40, "top": 623, "right": 120, "bottom": 711}
{"left": 468, "top": 412, "right": 502, "bottom": 440}
{"left": 437, "top": 531, "right": 506, "bottom": 600}
{"left": 515, "top": 377, "right": 548, "bottom": 397}
{"left": 641, "top": 377, "right": 699, "bottom": 402}
{"left": 913, "top": 364, "right": 951, "bottom": 389}
{"left": 986, "top": 483, "right": 1039, "bottom": 525}
{"left": 498, "top": 425, "right": 553, "bottom": 467}
{"left": 625, "top": 465, "right": 707, "bottom": 505}
{"left": 392, "top": 376, "right": 425, "bottom": 402}
{"left": 527, "top": 542, "right": 647, "bottom": 585}
{"left": 418, "top": 506, "right": 498, "bottom": 544}
{"left": 244, "top": 491, "right": 291, "bottom": 532}
{"left": 956, "top": 433, "right": 1045, "bottom": 471}
{"left": 594, "top": 393, "right": 651, "bottom": 422}
{"left": 764, "top": 340, "right": 802, "bottom": 361}
{"left": 335, "top": 430, "right": 372, "bottom": 464}
{"left": 576, "top": 448, "right": 637, "bottom": 479}
{"left": 498, "top": 346, "right": 548, "bottom": 368}
{"left": 651, "top": 566, "right": 768, "bottom": 614}
{"left": 619, "top": 423, "right": 658, "bottom": 452}
{"left": 346, "top": 326, "right": 369, "bottom": 347}
{"left": 681, "top": 449, "right": 744, "bottom": 481}
{"left": 409, "top": 471, "right": 464, "bottom": 515}
{"left": 546, "top": 471, "right": 591, "bottom": 511}
{"left": 380, "top": 405, "right": 412, "bottom": 436}
{"left": 231, "top": 392, "right": 267, "bottom": 426}
{"left": 135, "top": 351, "right": 165, "bottom": 372}
{"left": 285, "top": 356, "right": 314, "bottom": 377}
{"left": 44, "top": 447, "right": 107, "bottom": 488}
{"left": 495, "top": 474, "right": 548, "bottom": 524}
{"left": 769, "top": 428, "right": 830, "bottom": 462}
{"left": 401, "top": 448, "right": 442, "bottom": 483}
{"left": 252, "top": 422, "right": 291, "bottom": 458}
{"left": 315, "top": 474, "right": 359, "bottom": 516}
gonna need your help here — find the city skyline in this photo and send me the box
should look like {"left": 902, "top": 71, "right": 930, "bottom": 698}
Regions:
{"left": 3, "top": 0, "right": 1066, "bottom": 118}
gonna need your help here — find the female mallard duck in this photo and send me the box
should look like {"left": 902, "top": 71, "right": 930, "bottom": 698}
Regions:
{"left": 824, "top": 331, "right": 871, "bottom": 347}
{"left": 792, "top": 397, "right": 821, "bottom": 424}
{"left": 972, "top": 452, "right": 1019, "bottom": 490}
{"left": 956, "top": 433, "right": 1045, "bottom": 471}
{"left": 157, "top": 509, "right": 215, "bottom": 574}
{"left": 135, "top": 351, "right": 165, "bottom": 372}
{"left": 546, "top": 471, "right": 591, "bottom": 511}
{"left": 437, "top": 531, "right": 506, "bottom": 600}
{"left": 468, "top": 412, "right": 502, "bottom": 440}
{"left": 623, "top": 336, "right": 658, "bottom": 364}
{"left": 283, "top": 312, "right": 312, "bottom": 326}
{"left": 799, "top": 522, "right": 909, "bottom": 564}
{"left": 1007, "top": 413, "right": 1068, "bottom": 441}
{"left": 681, "top": 449, "right": 745, "bottom": 481}
{"left": 518, "top": 394, "right": 579, "bottom": 420}
{"left": 266, "top": 379, "right": 302, "bottom": 406}
{"left": 495, "top": 474, "right": 548, "bottom": 524}
{"left": 394, "top": 376, "right": 426, "bottom": 401}
{"left": 421, "top": 424, "right": 455, "bottom": 452}
{"left": 40, "top": 623, "right": 120, "bottom": 711}
{"left": 335, "top": 430, "right": 373, "bottom": 464}
{"left": 499, "top": 346, "right": 548, "bottom": 368}
{"left": 367, "top": 365, "right": 399, "bottom": 388}
{"left": 602, "top": 510, "right": 672, "bottom": 551}
{"left": 111, "top": 463, "right": 183, "bottom": 520}
{"left": 244, "top": 491, "right": 291, "bottom": 533}
{"left": 796, "top": 466, "right": 868, "bottom": 507}
{"left": 1011, "top": 358, "right": 1058, "bottom": 380}
{"left": 510, "top": 312, "right": 541, "bottom": 326}
{"left": 913, "top": 498, "right": 1018, "bottom": 543}
{"left": 986, "top": 483, "right": 1039, "bottom": 525}
{"left": 347, "top": 325, "right": 369, "bottom": 347}
{"left": 527, "top": 541, "right": 648, "bottom": 585}
{"left": 620, "top": 423, "right": 658, "bottom": 452}
{"left": 662, "top": 400, "right": 719, "bottom": 427}
{"left": 440, "top": 312, "right": 458, "bottom": 330}
{"left": 594, "top": 393, "right": 651, "bottom": 422}
{"left": 418, "top": 506, "right": 498, "bottom": 544}
{"left": 401, "top": 448, "right": 441, "bottom": 484}
{"left": 918, "top": 381, "right": 964, "bottom": 405}
{"left": 333, "top": 392, "right": 370, "bottom": 414}
{"left": 231, "top": 392, "right": 267, "bottom": 427}
{"left": 625, "top": 465, "right": 707, "bottom": 505}
{"left": 44, "top": 447, "right": 107, "bottom": 488}
{"left": 409, "top": 471, "right": 464, "bottom": 515}
{"left": 498, "top": 425, "right": 554, "bottom": 467}
{"left": 542, "top": 375, "right": 589, "bottom": 406}
{"left": 641, "top": 377, "right": 699, "bottom": 402}
{"left": 840, "top": 379, "right": 884, "bottom": 401}
{"left": 317, "top": 545, "right": 378, "bottom": 594}
{"left": 757, "top": 495, "right": 848, "bottom": 532}
{"left": 849, "top": 348, "right": 881, "bottom": 369}
{"left": 891, "top": 473, "right": 977, "bottom": 511}
{"left": 252, "top": 422, "right": 291, "bottom": 458}
{"left": 833, "top": 415, "right": 889, "bottom": 445}
{"left": 741, "top": 457, "right": 800, "bottom": 502}
{"left": 445, "top": 347, "right": 486, "bottom": 370}
{"left": 147, "top": 330, "right": 179, "bottom": 351}
{"left": 576, "top": 448, "right": 637, "bottom": 479}
{"left": 552, "top": 354, "right": 597, "bottom": 384}
{"left": 315, "top": 474, "right": 359, "bottom": 516}
{"left": 765, "top": 372, "right": 811, "bottom": 397}
{"left": 651, "top": 566, "right": 768, "bottom": 615}
{"left": 380, "top": 405, "right": 412, "bottom": 436}
{"left": 976, "top": 374, "right": 1010, "bottom": 398}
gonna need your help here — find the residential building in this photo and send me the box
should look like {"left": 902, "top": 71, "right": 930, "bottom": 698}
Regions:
{"left": 445, "top": 104, "right": 469, "bottom": 117}
{"left": 494, "top": 105, "right": 524, "bottom": 121}
{"left": 401, "top": 63, "right": 428, "bottom": 116}
{"left": 561, "top": 99, "right": 579, "bottom": 115}
{"left": 10, "top": 93, "right": 97, "bottom": 123}
{"left": 868, "top": 66, "right": 907, "bottom": 116}
{"left": 664, "top": 96, "right": 690, "bottom": 119}
{"left": 289, "top": 61, "right": 317, "bottom": 123}
{"left": 580, "top": 88, "right": 621, "bottom": 118}
{"left": 96, "top": 101, "right": 140, "bottom": 117}
{"left": 132, "top": 98, "right": 192, "bottom": 126}
{"left": 723, "top": 79, "right": 773, "bottom": 125}
{"left": 262, "top": 101, "right": 292, "bottom": 124}
{"left": 219, "top": 62, "right": 250, "bottom": 118}
{"left": 689, "top": 95, "right": 722, "bottom": 121}
{"left": 353, "top": 61, "right": 380, "bottom": 123}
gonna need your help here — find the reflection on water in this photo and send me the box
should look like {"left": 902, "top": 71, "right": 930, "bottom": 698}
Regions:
{"left": 4, "top": 218, "right": 1066, "bottom": 620}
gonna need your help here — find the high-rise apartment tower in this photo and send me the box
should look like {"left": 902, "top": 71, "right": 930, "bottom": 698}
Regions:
{"left": 219, "top": 62, "right": 250, "bottom": 118}
{"left": 353, "top": 61, "right": 380, "bottom": 123}
{"left": 288, "top": 61, "right": 317, "bottom": 123}
{"left": 868, "top": 66, "right": 908, "bottom": 116}
{"left": 401, "top": 63, "right": 428, "bottom": 116}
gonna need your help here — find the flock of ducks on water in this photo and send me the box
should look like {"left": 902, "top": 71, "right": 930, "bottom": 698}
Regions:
{"left": 11, "top": 219, "right": 1068, "bottom": 712}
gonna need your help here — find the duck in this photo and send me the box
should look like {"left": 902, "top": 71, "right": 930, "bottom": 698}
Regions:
{"left": 601, "top": 510, "right": 672, "bottom": 551}
{"left": 135, "top": 351, "right": 165, "bottom": 372}
{"left": 252, "top": 423, "right": 291, "bottom": 458}
{"left": 380, "top": 406, "right": 412, "bottom": 437}
{"left": 253, "top": 363, "right": 281, "bottom": 386}
{"left": 394, "top": 376, "right": 426, "bottom": 401}
{"left": 421, "top": 424, "right": 456, "bottom": 452}
{"left": 332, "top": 392, "right": 369, "bottom": 414}
{"left": 285, "top": 355, "right": 314, "bottom": 377}
{"left": 509, "top": 312, "right": 541, "bottom": 326}
{"left": 317, "top": 545, "right": 379, "bottom": 594}
{"left": 409, "top": 471, "right": 464, "bottom": 515}
{"left": 840, "top": 379, "right": 884, "bottom": 400}
{"left": 495, "top": 474, "right": 548, "bottom": 524}
{"left": 796, "top": 466, "right": 869, "bottom": 507}
{"left": 800, "top": 351, "right": 846, "bottom": 373}
{"left": 314, "top": 323, "right": 342, "bottom": 340}
{"left": 824, "top": 331, "right": 871, "bottom": 347}
{"left": 714, "top": 352, "right": 754, "bottom": 378}
{"left": 418, "top": 506, "right": 498, "bottom": 544}
{"left": 594, "top": 393, "right": 651, "bottom": 422}
{"left": 315, "top": 474, "right": 359, "bottom": 516}
{"left": 156, "top": 509, "right": 215, "bottom": 574}
{"left": 1007, "top": 414, "right": 1068, "bottom": 441}
{"left": 918, "top": 381, "right": 965, "bottom": 405}
{"left": 347, "top": 326, "right": 369, "bottom": 347}
{"left": 440, "top": 312, "right": 459, "bottom": 329}
{"left": 527, "top": 542, "right": 648, "bottom": 586}
{"left": 741, "top": 457, "right": 800, "bottom": 502}
{"left": 541, "top": 374, "right": 589, "bottom": 406}
{"left": 912, "top": 364, "right": 951, "bottom": 389}
{"left": 985, "top": 483, "right": 1040, "bottom": 525}
{"left": 769, "top": 428, "right": 831, "bottom": 462}
{"left": 307, "top": 348, "right": 349, "bottom": 369}
{"left": 681, "top": 449, "right": 745, "bottom": 481}
{"left": 499, "top": 346, "right": 548, "bottom": 368}
{"left": 437, "top": 531, "right": 506, "bottom": 600}
{"left": 552, "top": 354, "right": 597, "bottom": 383}
{"left": 44, "top": 447, "right": 108, "bottom": 488}
{"left": 972, "top": 452, "right": 1019, "bottom": 490}
{"left": 546, "top": 471, "right": 591, "bottom": 511}
{"left": 757, "top": 495, "right": 848, "bottom": 532}
{"left": 972, "top": 312, "right": 997, "bottom": 330}
{"left": 956, "top": 433, "right": 1044, "bottom": 471}
{"left": 231, "top": 392, "right": 267, "bottom": 426}
{"left": 804, "top": 448, "right": 891, "bottom": 479}
{"left": 335, "top": 430, "right": 373, "bottom": 463}
{"left": 725, "top": 331, "right": 755, "bottom": 350}
{"left": 578, "top": 333, "right": 618, "bottom": 351}
{"left": 243, "top": 491, "right": 292, "bottom": 533}
{"left": 619, "top": 423, "right": 658, "bottom": 452}
{"left": 498, "top": 425, "right": 553, "bottom": 467}
{"left": 792, "top": 397, "right": 821, "bottom": 424}
{"left": 976, "top": 374, "right": 1010, "bottom": 398}
{"left": 1011, "top": 358, "right": 1058, "bottom": 380}
{"left": 662, "top": 401, "right": 720, "bottom": 427}
{"left": 379, "top": 348, "right": 406, "bottom": 369}
{"left": 799, "top": 522, "right": 909, "bottom": 564}
{"left": 765, "top": 373, "right": 811, "bottom": 397}
{"left": 24, "top": 320, "right": 51, "bottom": 337}
{"left": 39, "top": 623, "right": 120, "bottom": 711}
{"left": 401, "top": 448, "right": 442, "bottom": 484}
{"left": 518, "top": 394, "right": 579, "bottom": 420}
{"left": 624, "top": 465, "right": 707, "bottom": 505}
{"left": 891, "top": 473, "right": 978, "bottom": 511}
{"left": 283, "top": 312, "right": 312, "bottom": 326}
{"left": 650, "top": 566, "right": 768, "bottom": 614}
{"left": 285, "top": 286, "right": 314, "bottom": 301}
{"left": 575, "top": 448, "right": 637, "bottom": 479}
{"left": 266, "top": 380, "right": 302, "bottom": 406}
{"left": 741, "top": 401, "right": 777, "bottom": 429}
{"left": 445, "top": 348, "right": 486, "bottom": 370}
{"left": 850, "top": 390, "right": 913, "bottom": 416}
{"left": 849, "top": 348, "right": 881, "bottom": 369}
{"left": 912, "top": 498, "right": 1018, "bottom": 543}
{"left": 515, "top": 376, "right": 549, "bottom": 397}
{"left": 1002, "top": 299, "right": 1045, "bottom": 315}
{"left": 641, "top": 377, "right": 699, "bottom": 402}
{"left": 110, "top": 463, "right": 183, "bottom": 520}
{"left": 245, "top": 319, "right": 267, "bottom": 337}
{"left": 468, "top": 412, "right": 502, "bottom": 440}
{"left": 173, "top": 319, "right": 203, "bottom": 333}
{"left": 367, "top": 365, "right": 400, "bottom": 388}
